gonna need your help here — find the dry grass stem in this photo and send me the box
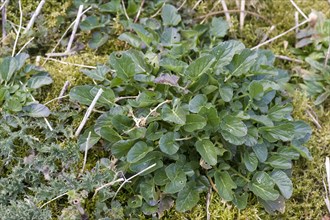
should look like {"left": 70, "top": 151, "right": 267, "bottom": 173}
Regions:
{"left": 24, "top": 0, "right": 46, "bottom": 34}
{"left": 219, "top": 0, "right": 232, "bottom": 27}
{"left": 58, "top": 81, "right": 70, "bottom": 104}
{"left": 17, "top": 37, "right": 35, "bottom": 55}
{"left": 251, "top": 18, "right": 310, "bottom": 50}
{"left": 324, "top": 43, "right": 330, "bottom": 67}
{"left": 81, "top": 131, "right": 91, "bottom": 174}
{"left": 306, "top": 109, "right": 322, "bottom": 130}
{"left": 192, "top": 0, "right": 203, "bottom": 10}
{"left": 121, "top": 0, "right": 130, "bottom": 21}
{"left": 206, "top": 187, "right": 212, "bottom": 220}
{"left": 42, "top": 57, "right": 96, "bottom": 69}
{"left": 12, "top": 0, "right": 22, "bottom": 57}
{"left": 275, "top": 54, "right": 303, "bottom": 63}
{"left": 1, "top": 0, "right": 7, "bottom": 39}
{"left": 290, "top": 0, "right": 308, "bottom": 20}
{"left": 240, "top": 0, "right": 245, "bottom": 31}
{"left": 134, "top": 0, "right": 145, "bottom": 23}
{"left": 0, "top": 0, "right": 8, "bottom": 11}
{"left": 66, "top": 5, "right": 84, "bottom": 53}
{"left": 39, "top": 192, "right": 68, "bottom": 208}
{"left": 75, "top": 88, "right": 103, "bottom": 137}
{"left": 260, "top": 25, "right": 276, "bottom": 44}
{"left": 44, "top": 95, "right": 69, "bottom": 105}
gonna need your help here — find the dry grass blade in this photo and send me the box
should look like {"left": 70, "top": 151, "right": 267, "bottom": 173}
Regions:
{"left": 66, "top": 5, "right": 84, "bottom": 53}
{"left": 306, "top": 109, "right": 322, "bottom": 130}
{"left": 81, "top": 131, "right": 91, "bottom": 174}
{"left": 251, "top": 18, "right": 310, "bottom": 50}
{"left": 58, "top": 81, "right": 70, "bottom": 104}
{"left": 17, "top": 37, "right": 35, "bottom": 55}
{"left": 0, "top": 0, "right": 8, "bottom": 11}
{"left": 290, "top": 0, "right": 308, "bottom": 20}
{"left": 42, "top": 57, "right": 96, "bottom": 69}
{"left": 260, "top": 25, "right": 276, "bottom": 44}
{"left": 12, "top": 0, "right": 22, "bottom": 57}
{"left": 324, "top": 43, "right": 330, "bottom": 67}
{"left": 75, "top": 88, "right": 103, "bottom": 137}
{"left": 192, "top": 0, "right": 203, "bottom": 10}
{"left": 24, "top": 0, "right": 46, "bottom": 34}
{"left": 1, "top": 0, "right": 7, "bottom": 39}
{"left": 275, "top": 54, "right": 303, "bottom": 63}
{"left": 219, "top": 0, "right": 232, "bottom": 27}
{"left": 240, "top": 0, "right": 245, "bottom": 32}
{"left": 324, "top": 157, "right": 330, "bottom": 213}
{"left": 134, "top": 0, "right": 145, "bottom": 23}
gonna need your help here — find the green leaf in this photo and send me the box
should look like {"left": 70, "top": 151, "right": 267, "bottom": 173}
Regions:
{"left": 185, "top": 55, "right": 215, "bottom": 80}
{"left": 26, "top": 72, "right": 53, "bottom": 89}
{"left": 0, "top": 56, "right": 18, "bottom": 83}
{"left": 159, "top": 132, "right": 179, "bottom": 155}
{"left": 130, "top": 152, "right": 163, "bottom": 175}
{"left": 88, "top": 32, "right": 109, "bottom": 49}
{"left": 128, "top": 195, "right": 143, "bottom": 208}
{"left": 131, "top": 23, "right": 154, "bottom": 46}
{"left": 228, "top": 49, "right": 258, "bottom": 77}
{"left": 189, "top": 94, "right": 207, "bottom": 113}
{"left": 252, "top": 143, "right": 268, "bottom": 163}
{"left": 210, "top": 17, "right": 229, "bottom": 37}
{"left": 293, "top": 120, "right": 312, "bottom": 140}
{"left": 164, "top": 163, "right": 187, "bottom": 193}
{"left": 249, "top": 81, "right": 264, "bottom": 100}
{"left": 219, "top": 86, "right": 233, "bottom": 102}
{"left": 127, "top": 141, "right": 153, "bottom": 163}
{"left": 199, "top": 106, "right": 220, "bottom": 130}
{"left": 109, "top": 53, "right": 135, "bottom": 79}
{"left": 259, "top": 123, "right": 295, "bottom": 142}
{"left": 160, "top": 57, "right": 188, "bottom": 74}
{"left": 161, "top": 104, "right": 186, "bottom": 125}
{"left": 22, "top": 104, "right": 51, "bottom": 117}
{"left": 243, "top": 151, "right": 258, "bottom": 172}
{"left": 99, "top": 127, "right": 122, "bottom": 143}
{"left": 314, "top": 91, "right": 330, "bottom": 105}
{"left": 271, "top": 170, "right": 293, "bottom": 199}
{"left": 195, "top": 139, "right": 217, "bottom": 166}
{"left": 80, "top": 16, "right": 106, "bottom": 31}
{"left": 161, "top": 4, "right": 181, "bottom": 26}
{"left": 99, "top": 0, "right": 122, "bottom": 13}
{"left": 118, "top": 32, "right": 142, "bottom": 48}
{"left": 81, "top": 65, "right": 110, "bottom": 81}
{"left": 111, "top": 140, "right": 135, "bottom": 158}
{"left": 214, "top": 171, "right": 237, "bottom": 201}
{"left": 69, "top": 85, "right": 95, "bottom": 105}
{"left": 221, "top": 130, "right": 246, "bottom": 145}
{"left": 268, "top": 104, "right": 293, "bottom": 121}
{"left": 266, "top": 155, "right": 292, "bottom": 169}
{"left": 176, "top": 181, "right": 199, "bottom": 212}
{"left": 211, "top": 40, "right": 245, "bottom": 73}
{"left": 259, "top": 195, "right": 286, "bottom": 214}
{"left": 249, "top": 171, "right": 279, "bottom": 201}
{"left": 220, "top": 115, "right": 247, "bottom": 137}
{"left": 161, "top": 27, "right": 180, "bottom": 46}
{"left": 291, "top": 144, "right": 312, "bottom": 160}
{"left": 233, "top": 192, "right": 248, "bottom": 210}
{"left": 184, "top": 114, "right": 206, "bottom": 132}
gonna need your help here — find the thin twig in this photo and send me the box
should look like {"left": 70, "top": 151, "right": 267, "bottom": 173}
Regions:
{"left": 240, "top": 0, "right": 245, "bottom": 32}
{"left": 24, "top": 0, "right": 46, "bottom": 34}
{"left": 75, "top": 88, "right": 103, "bottom": 137}
{"left": 12, "top": 0, "right": 23, "bottom": 57}
{"left": 58, "top": 81, "right": 70, "bottom": 104}
{"left": 219, "top": 0, "right": 232, "bottom": 27}
{"left": 177, "top": 0, "right": 186, "bottom": 11}
{"left": 81, "top": 131, "right": 91, "bottom": 174}
{"left": 93, "top": 177, "right": 124, "bottom": 197}
{"left": 45, "top": 51, "right": 77, "bottom": 57}
{"left": 192, "top": 0, "right": 203, "bottom": 10}
{"left": 134, "top": 0, "right": 145, "bottom": 23}
{"left": 289, "top": 0, "right": 308, "bottom": 20}
{"left": 196, "top": 10, "right": 272, "bottom": 25}
{"left": 42, "top": 7, "right": 92, "bottom": 66}
{"left": 41, "top": 57, "right": 96, "bottom": 69}
{"left": 260, "top": 25, "right": 275, "bottom": 44}
{"left": 20, "top": 81, "right": 53, "bottom": 131}
{"left": 112, "top": 163, "right": 157, "bottom": 201}
{"left": 1, "top": 0, "right": 7, "bottom": 39}
{"left": 306, "top": 109, "right": 322, "bottom": 130}
{"left": 44, "top": 95, "right": 69, "bottom": 105}
{"left": 206, "top": 187, "right": 212, "bottom": 220}
{"left": 17, "top": 37, "right": 35, "bottom": 55}
{"left": 275, "top": 54, "right": 303, "bottom": 63}
{"left": 66, "top": 5, "right": 84, "bottom": 53}
{"left": 251, "top": 18, "right": 310, "bottom": 50}
{"left": 114, "top": 96, "right": 138, "bottom": 102}
{"left": 145, "top": 100, "right": 171, "bottom": 121}
{"left": 324, "top": 43, "right": 330, "bottom": 67}
{"left": 0, "top": 0, "right": 8, "bottom": 11}
{"left": 39, "top": 192, "right": 68, "bottom": 208}
{"left": 121, "top": 0, "right": 130, "bottom": 21}
{"left": 150, "top": 2, "right": 165, "bottom": 18}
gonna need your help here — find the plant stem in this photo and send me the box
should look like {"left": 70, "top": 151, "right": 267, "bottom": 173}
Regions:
{"left": 24, "top": 0, "right": 46, "bottom": 34}
{"left": 66, "top": 5, "right": 84, "bottom": 53}
{"left": 12, "top": 0, "right": 23, "bottom": 57}
{"left": 230, "top": 168, "right": 250, "bottom": 182}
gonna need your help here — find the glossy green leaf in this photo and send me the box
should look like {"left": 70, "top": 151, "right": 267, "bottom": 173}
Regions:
{"left": 88, "top": 32, "right": 109, "bottom": 49}
{"left": 266, "top": 155, "right": 292, "bottom": 169}
{"left": 161, "top": 27, "right": 180, "bottom": 46}
{"left": 160, "top": 57, "right": 188, "bottom": 74}
{"left": 81, "top": 65, "right": 110, "bottom": 81}
{"left": 176, "top": 182, "right": 199, "bottom": 212}
{"left": 159, "top": 132, "right": 179, "bottom": 155}
{"left": 111, "top": 140, "right": 135, "bottom": 158}
{"left": 188, "top": 94, "right": 207, "bottom": 113}
{"left": 249, "top": 171, "right": 279, "bottom": 201}
{"left": 118, "top": 32, "right": 142, "bottom": 48}
{"left": 184, "top": 114, "right": 206, "bottom": 132}
{"left": 210, "top": 17, "right": 229, "bottom": 37}
{"left": 252, "top": 143, "right": 268, "bottom": 163}
{"left": 26, "top": 72, "right": 53, "bottom": 89}
{"left": 271, "top": 170, "right": 293, "bottom": 199}
{"left": 164, "top": 164, "right": 186, "bottom": 193}
{"left": 243, "top": 151, "right": 258, "bottom": 172}
{"left": 0, "top": 57, "right": 18, "bottom": 83}
{"left": 214, "top": 171, "right": 237, "bottom": 201}
{"left": 22, "top": 104, "right": 50, "bottom": 117}
{"left": 127, "top": 141, "right": 153, "bottom": 163}
{"left": 268, "top": 104, "right": 293, "bottom": 121}
{"left": 195, "top": 139, "right": 217, "bottom": 166}
{"left": 131, "top": 23, "right": 154, "bottom": 46}
{"left": 259, "top": 123, "right": 295, "bottom": 142}
{"left": 161, "top": 104, "right": 186, "bottom": 125}
{"left": 228, "top": 49, "right": 258, "bottom": 77}
{"left": 233, "top": 192, "right": 248, "bottom": 210}
{"left": 161, "top": 4, "right": 181, "bottom": 26}
{"left": 219, "top": 86, "right": 233, "bottom": 102}
{"left": 220, "top": 115, "right": 247, "bottom": 137}
{"left": 185, "top": 55, "right": 215, "bottom": 80}
{"left": 249, "top": 81, "right": 264, "bottom": 100}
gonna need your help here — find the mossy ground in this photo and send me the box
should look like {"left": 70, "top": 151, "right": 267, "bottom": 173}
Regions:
{"left": 2, "top": 0, "right": 330, "bottom": 219}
